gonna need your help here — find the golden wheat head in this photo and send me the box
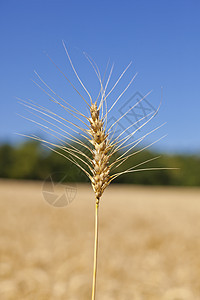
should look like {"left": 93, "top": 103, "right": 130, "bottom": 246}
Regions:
{"left": 18, "top": 42, "right": 168, "bottom": 202}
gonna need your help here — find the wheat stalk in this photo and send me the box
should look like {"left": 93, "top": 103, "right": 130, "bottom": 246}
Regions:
{"left": 19, "top": 42, "right": 174, "bottom": 299}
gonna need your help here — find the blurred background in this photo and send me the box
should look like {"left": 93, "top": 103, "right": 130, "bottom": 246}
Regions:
{"left": 1, "top": 2, "right": 200, "bottom": 300}
{"left": 0, "top": 1, "right": 200, "bottom": 186}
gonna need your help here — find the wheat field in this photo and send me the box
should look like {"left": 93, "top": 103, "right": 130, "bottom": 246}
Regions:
{"left": 0, "top": 179, "right": 200, "bottom": 299}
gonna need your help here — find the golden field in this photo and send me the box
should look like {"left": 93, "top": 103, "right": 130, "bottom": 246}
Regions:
{"left": 0, "top": 179, "right": 200, "bottom": 300}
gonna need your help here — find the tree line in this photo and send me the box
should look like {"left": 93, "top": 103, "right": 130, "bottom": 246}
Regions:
{"left": 0, "top": 140, "right": 199, "bottom": 186}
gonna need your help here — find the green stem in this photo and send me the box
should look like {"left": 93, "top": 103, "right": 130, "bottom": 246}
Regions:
{"left": 91, "top": 198, "right": 99, "bottom": 300}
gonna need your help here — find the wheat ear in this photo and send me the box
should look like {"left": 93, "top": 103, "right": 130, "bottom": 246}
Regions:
{"left": 19, "top": 43, "right": 176, "bottom": 300}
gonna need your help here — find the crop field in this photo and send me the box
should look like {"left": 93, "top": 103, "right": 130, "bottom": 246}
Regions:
{"left": 0, "top": 179, "right": 200, "bottom": 299}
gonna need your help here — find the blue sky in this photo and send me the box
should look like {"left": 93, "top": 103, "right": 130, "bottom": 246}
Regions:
{"left": 0, "top": 0, "right": 200, "bottom": 154}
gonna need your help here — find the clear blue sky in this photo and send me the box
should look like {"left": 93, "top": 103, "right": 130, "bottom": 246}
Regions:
{"left": 0, "top": 0, "right": 200, "bottom": 154}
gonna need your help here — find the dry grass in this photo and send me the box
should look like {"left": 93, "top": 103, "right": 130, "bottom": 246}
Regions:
{"left": 18, "top": 46, "right": 171, "bottom": 299}
{"left": 0, "top": 179, "right": 200, "bottom": 299}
